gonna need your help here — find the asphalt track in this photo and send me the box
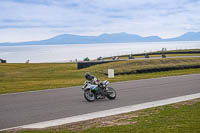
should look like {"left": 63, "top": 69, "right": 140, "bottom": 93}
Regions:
{"left": 0, "top": 74, "right": 200, "bottom": 130}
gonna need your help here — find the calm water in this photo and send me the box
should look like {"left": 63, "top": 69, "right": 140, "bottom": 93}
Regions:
{"left": 0, "top": 41, "right": 200, "bottom": 63}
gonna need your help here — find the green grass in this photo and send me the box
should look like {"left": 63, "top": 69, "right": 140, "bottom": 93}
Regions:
{"left": 154, "top": 48, "right": 200, "bottom": 53}
{"left": 103, "top": 49, "right": 200, "bottom": 60}
{"left": 86, "top": 100, "right": 200, "bottom": 133}
{"left": 1, "top": 58, "right": 200, "bottom": 94}
{"left": 0, "top": 63, "right": 85, "bottom": 94}
{"left": 6, "top": 99, "right": 200, "bottom": 133}
{"left": 89, "top": 57, "right": 200, "bottom": 75}
{"left": 104, "top": 53, "right": 200, "bottom": 60}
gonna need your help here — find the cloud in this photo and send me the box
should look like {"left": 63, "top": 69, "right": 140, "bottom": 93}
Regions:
{"left": 0, "top": 0, "right": 200, "bottom": 42}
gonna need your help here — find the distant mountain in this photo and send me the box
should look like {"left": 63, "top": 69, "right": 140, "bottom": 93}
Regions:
{"left": 165, "top": 32, "right": 200, "bottom": 41}
{"left": 95, "top": 33, "right": 162, "bottom": 43}
{"left": 1, "top": 32, "right": 200, "bottom": 46}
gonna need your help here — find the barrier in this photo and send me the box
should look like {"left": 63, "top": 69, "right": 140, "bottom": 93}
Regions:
{"left": 77, "top": 60, "right": 116, "bottom": 69}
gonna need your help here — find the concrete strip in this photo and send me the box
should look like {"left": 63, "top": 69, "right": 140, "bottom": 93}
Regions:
{"left": 15, "top": 93, "right": 200, "bottom": 129}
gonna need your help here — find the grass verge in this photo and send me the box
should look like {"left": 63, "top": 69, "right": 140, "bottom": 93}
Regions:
{"left": 90, "top": 57, "right": 200, "bottom": 75}
{"left": 103, "top": 49, "right": 200, "bottom": 60}
{"left": 1, "top": 58, "right": 200, "bottom": 94}
{"left": 5, "top": 98, "right": 200, "bottom": 133}
{"left": 104, "top": 53, "right": 200, "bottom": 60}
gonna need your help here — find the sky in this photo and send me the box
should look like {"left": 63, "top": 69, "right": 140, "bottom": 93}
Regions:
{"left": 0, "top": 0, "right": 200, "bottom": 43}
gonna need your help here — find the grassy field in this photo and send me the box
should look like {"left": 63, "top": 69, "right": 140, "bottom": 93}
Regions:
{"left": 103, "top": 49, "right": 200, "bottom": 60}
{"left": 150, "top": 48, "right": 200, "bottom": 54}
{"left": 1, "top": 57, "right": 200, "bottom": 94}
{"left": 0, "top": 63, "right": 83, "bottom": 94}
{"left": 91, "top": 57, "right": 200, "bottom": 75}
{"left": 104, "top": 53, "right": 200, "bottom": 60}
{"left": 6, "top": 99, "right": 200, "bottom": 133}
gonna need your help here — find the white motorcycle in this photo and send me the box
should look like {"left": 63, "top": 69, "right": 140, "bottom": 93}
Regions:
{"left": 82, "top": 80, "right": 116, "bottom": 102}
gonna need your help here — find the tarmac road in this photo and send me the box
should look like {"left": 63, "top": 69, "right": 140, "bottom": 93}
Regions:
{"left": 0, "top": 74, "right": 200, "bottom": 130}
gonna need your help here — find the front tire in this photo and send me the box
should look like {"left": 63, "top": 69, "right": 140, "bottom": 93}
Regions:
{"left": 84, "top": 89, "right": 95, "bottom": 102}
{"left": 106, "top": 87, "right": 116, "bottom": 100}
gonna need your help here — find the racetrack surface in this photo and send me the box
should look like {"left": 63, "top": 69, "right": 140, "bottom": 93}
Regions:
{"left": 0, "top": 74, "right": 200, "bottom": 130}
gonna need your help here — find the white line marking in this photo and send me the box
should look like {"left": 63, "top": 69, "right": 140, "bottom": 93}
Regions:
{"left": 1, "top": 93, "right": 200, "bottom": 131}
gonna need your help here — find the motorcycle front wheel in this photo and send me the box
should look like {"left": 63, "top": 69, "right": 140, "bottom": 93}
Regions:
{"left": 106, "top": 87, "right": 116, "bottom": 100}
{"left": 84, "top": 89, "right": 95, "bottom": 102}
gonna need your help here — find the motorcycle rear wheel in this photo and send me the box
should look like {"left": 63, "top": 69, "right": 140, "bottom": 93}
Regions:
{"left": 106, "top": 87, "right": 116, "bottom": 100}
{"left": 84, "top": 89, "right": 95, "bottom": 102}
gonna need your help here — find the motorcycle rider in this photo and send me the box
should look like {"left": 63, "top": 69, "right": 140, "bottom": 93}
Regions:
{"left": 85, "top": 72, "right": 99, "bottom": 84}
{"left": 84, "top": 72, "right": 104, "bottom": 98}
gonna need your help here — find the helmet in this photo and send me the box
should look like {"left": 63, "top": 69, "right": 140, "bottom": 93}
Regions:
{"left": 85, "top": 72, "right": 91, "bottom": 80}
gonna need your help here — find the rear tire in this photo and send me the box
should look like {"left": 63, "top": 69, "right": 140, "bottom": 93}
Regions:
{"left": 106, "top": 87, "right": 116, "bottom": 100}
{"left": 84, "top": 89, "right": 95, "bottom": 102}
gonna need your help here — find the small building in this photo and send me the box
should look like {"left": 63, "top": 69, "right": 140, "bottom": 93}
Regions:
{"left": 145, "top": 54, "right": 149, "bottom": 58}
{"left": 83, "top": 57, "right": 90, "bottom": 61}
{"left": 162, "top": 54, "right": 166, "bottom": 58}
{"left": 112, "top": 56, "right": 119, "bottom": 60}
{"left": 128, "top": 54, "right": 135, "bottom": 59}
{"left": 25, "top": 60, "right": 30, "bottom": 64}
{"left": 0, "top": 59, "right": 6, "bottom": 63}
{"left": 97, "top": 56, "right": 104, "bottom": 61}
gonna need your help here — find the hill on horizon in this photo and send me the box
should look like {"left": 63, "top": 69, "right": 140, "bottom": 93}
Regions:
{"left": 1, "top": 32, "right": 200, "bottom": 46}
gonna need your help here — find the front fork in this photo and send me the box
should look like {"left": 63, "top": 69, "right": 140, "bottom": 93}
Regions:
{"left": 89, "top": 88, "right": 92, "bottom": 94}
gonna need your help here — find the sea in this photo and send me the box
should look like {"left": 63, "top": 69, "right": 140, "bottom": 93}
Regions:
{"left": 0, "top": 41, "right": 200, "bottom": 63}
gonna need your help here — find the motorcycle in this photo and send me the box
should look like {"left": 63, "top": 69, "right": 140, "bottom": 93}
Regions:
{"left": 81, "top": 80, "right": 116, "bottom": 102}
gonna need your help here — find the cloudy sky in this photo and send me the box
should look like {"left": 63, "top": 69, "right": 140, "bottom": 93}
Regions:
{"left": 0, "top": 0, "right": 200, "bottom": 42}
